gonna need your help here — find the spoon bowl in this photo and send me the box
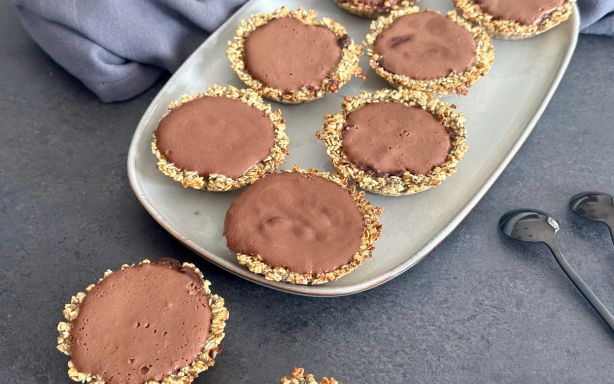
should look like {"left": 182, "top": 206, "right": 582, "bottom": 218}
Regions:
{"left": 570, "top": 191, "right": 614, "bottom": 223}
{"left": 570, "top": 192, "right": 614, "bottom": 244}
{"left": 499, "top": 209, "right": 560, "bottom": 244}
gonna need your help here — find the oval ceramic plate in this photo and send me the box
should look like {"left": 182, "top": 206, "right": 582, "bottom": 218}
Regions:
{"left": 127, "top": 0, "right": 579, "bottom": 296}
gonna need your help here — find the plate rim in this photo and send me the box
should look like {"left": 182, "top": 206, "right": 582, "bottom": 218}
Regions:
{"left": 127, "top": 2, "right": 580, "bottom": 297}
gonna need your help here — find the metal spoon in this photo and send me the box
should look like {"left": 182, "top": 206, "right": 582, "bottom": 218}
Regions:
{"left": 499, "top": 209, "right": 614, "bottom": 331}
{"left": 570, "top": 192, "right": 614, "bottom": 245}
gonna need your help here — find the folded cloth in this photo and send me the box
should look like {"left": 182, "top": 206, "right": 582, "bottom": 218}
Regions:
{"left": 579, "top": 0, "right": 614, "bottom": 34}
{"left": 13, "top": 0, "right": 246, "bottom": 102}
{"left": 12, "top": 0, "right": 614, "bottom": 103}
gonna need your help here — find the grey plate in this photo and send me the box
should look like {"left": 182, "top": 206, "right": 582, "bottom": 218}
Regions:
{"left": 127, "top": 0, "right": 579, "bottom": 296}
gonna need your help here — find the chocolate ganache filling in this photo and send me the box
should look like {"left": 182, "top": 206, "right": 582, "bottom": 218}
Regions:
{"left": 374, "top": 11, "right": 476, "bottom": 80}
{"left": 224, "top": 172, "right": 364, "bottom": 275}
{"left": 155, "top": 96, "right": 275, "bottom": 179}
{"left": 69, "top": 259, "right": 212, "bottom": 384}
{"left": 476, "top": 0, "right": 565, "bottom": 25}
{"left": 244, "top": 17, "right": 343, "bottom": 92}
{"left": 342, "top": 102, "right": 452, "bottom": 176}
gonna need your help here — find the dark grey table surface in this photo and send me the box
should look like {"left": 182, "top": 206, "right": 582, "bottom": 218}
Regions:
{"left": 2, "top": 2, "right": 614, "bottom": 383}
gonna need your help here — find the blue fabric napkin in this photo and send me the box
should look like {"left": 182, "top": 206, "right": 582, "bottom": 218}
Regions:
{"left": 12, "top": 0, "right": 614, "bottom": 103}
{"left": 579, "top": 0, "right": 614, "bottom": 33}
{"left": 14, "top": 0, "right": 246, "bottom": 102}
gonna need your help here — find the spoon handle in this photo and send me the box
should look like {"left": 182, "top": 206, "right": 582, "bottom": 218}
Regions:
{"left": 546, "top": 241, "right": 614, "bottom": 331}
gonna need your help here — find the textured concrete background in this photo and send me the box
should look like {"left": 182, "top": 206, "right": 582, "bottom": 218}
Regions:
{"left": 1, "top": 2, "right": 614, "bottom": 383}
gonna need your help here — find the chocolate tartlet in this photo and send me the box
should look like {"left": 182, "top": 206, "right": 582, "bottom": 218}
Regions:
{"left": 227, "top": 7, "right": 363, "bottom": 104}
{"left": 332, "top": 0, "right": 418, "bottom": 18}
{"left": 224, "top": 167, "right": 382, "bottom": 285}
{"left": 280, "top": 368, "right": 339, "bottom": 384}
{"left": 365, "top": 7, "right": 494, "bottom": 95}
{"left": 56, "top": 259, "right": 229, "bottom": 384}
{"left": 317, "top": 89, "right": 467, "bottom": 196}
{"left": 454, "top": 0, "right": 575, "bottom": 39}
{"left": 152, "top": 85, "right": 289, "bottom": 191}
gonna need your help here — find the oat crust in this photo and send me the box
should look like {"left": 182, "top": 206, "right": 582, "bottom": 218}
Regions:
{"left": 332, "top": 0, "right": 418, "bottom": 18}
{"left": 56, "top": 260, "right": 229, "bottom": 384}
{"left": 453, "top": 0, "right": 575, "bottom": 39}
{"left": 235, "top": 166, "right": 382, "bottom": 285}
{"left": 227, "top": 7, "right": 364, "bottom": 104}
{"left": 317, "top": 89, "right": 468, "bottom": 196}
{"left": 365, "top": 7, "right": 494, "bottom": 96}
{"left": 280, "top": 368, "right": 339, "bottom": 384}
{"left": 151, "top": 85, "right": 289, "bottom": 191}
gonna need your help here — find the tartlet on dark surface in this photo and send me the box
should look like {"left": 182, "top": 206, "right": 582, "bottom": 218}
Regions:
{"left": 227, "top": 7, "right": 363, "bottom": 104}
{"left": 280, "top": 368, "right": 339, "bottom": 384}
{"left": 152, "top": 85, "right": 289, "bottom": 191}
{"left": 332, "top": 0, "right": 418, "bottom": 18}
{"left": 224, "top": 166, "right": 382, "bottom": 285}
{"left": 454, "top": 0, "right": 575, "bottom": 39}
{"left": 56, "top": 258, "right": 229, "bottom": 384}
{"left": 365, "top": 7, "right": 494, "bottom": 95}
{"left": 317, "top": 89, "right": 467, "bottom": 196}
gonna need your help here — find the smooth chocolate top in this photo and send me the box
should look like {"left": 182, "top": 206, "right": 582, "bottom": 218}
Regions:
{"left": 476, "top": 0, "right": 564, "bottom": 25}
{"left": 244, "top": 17, "right": 342, "bottom": 92}
{"left": 342, "top": 102, "right": 451, "bottom": 175}
{"left": 374, "top": 11, "right": 476, "bottom": 80}
{"left": 224, "top": 172, "right": 364, "bottom": 275}
{"left": 155, "top": 96, "right": 275, "bottom": 179}
{"left": 70, "top": 259, "right": 212, "bottom": 384}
